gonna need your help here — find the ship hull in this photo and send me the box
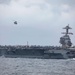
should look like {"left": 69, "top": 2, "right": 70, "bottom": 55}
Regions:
{"left": 0, "top": 48, "right": 75, "bottom": 59}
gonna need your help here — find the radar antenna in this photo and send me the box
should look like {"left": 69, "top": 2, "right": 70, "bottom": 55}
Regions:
{"left": 62, "top": 24, "right": 73, "bottom": 35}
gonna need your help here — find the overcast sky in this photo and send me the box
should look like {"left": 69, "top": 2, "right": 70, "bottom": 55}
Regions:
{"left": 0, "top": 0, "right": 75, "bottom": 46}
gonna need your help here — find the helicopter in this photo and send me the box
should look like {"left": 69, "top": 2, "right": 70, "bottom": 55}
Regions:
{"left": 14, "top": 21, "right": 17, "bottom": 24}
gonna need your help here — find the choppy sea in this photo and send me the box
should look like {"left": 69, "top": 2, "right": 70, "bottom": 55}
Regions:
{"left": 0, "top": 57, "right": 75, "bottom": 75}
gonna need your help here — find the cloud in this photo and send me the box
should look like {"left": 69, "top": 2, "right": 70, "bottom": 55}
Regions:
{"left": 0, "top": 0, "right": 75, "bottom": 45}
{"left": 0, "top": 0, "right": 75, "bottom": 28}
{"left": 1, "top": 0, "right": 75, "bottom": 6}
{"left": 46, "top": 0, "right": 75, "bottom": 6}
{"left": 0, "top": 0, "right": 11, "bottom": 4}
{"left": 0, "top": 0, "right": 54, "bottom": 26}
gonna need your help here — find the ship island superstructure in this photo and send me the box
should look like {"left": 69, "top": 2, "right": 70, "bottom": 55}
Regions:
{"left": 0, "top": 25, "right": 75, "bottom": 59}
{"left": 60, "top": 24, "right": 73, "bottom": 48}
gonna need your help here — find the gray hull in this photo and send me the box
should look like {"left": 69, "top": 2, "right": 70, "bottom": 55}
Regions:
{"left": 0, "top": 48, "right": 75, "bottom": 59}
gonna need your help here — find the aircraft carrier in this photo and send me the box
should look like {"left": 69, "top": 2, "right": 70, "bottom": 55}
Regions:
{"left": 0, "top": 25, "right": 75, "bottom": 59}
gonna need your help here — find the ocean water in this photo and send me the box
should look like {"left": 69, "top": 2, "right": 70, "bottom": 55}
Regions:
{"left": 0, "top": 58, "right": 75, "bottom": 75}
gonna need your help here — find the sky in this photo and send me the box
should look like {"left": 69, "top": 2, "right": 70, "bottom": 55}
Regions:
{"left": 0, "top": 0, "right": 75, "bottom": 46}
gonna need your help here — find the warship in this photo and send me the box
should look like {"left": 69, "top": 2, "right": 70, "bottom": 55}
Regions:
{"left": 0, "top": 25, "right": 75, "bottom": 59}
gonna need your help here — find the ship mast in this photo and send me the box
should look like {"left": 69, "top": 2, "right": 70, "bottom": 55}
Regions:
{"left": 60, "top": 24, "right": 73, "bottom": 48}
{"left": 62, "top": 24, "right": 73, "bottom": 35}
